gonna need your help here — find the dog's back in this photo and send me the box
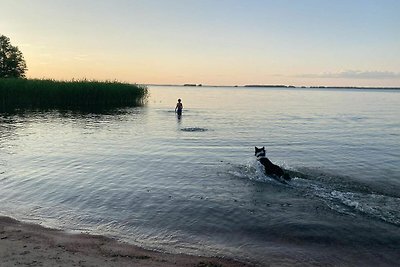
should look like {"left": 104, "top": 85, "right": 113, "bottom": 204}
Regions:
{"left": 255, "top": 146, "right": 290, "bottom": 181}
{"left": 258, "top": 157, "right": 285, "bottom": 177}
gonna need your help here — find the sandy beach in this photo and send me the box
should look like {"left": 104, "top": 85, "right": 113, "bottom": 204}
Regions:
{"left": 0, "top": 216, "right": 251, "bottom": 267}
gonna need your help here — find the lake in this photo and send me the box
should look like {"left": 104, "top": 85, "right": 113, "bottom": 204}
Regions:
{"left": 1, "top": 85, "right": 399, "bottom": 265}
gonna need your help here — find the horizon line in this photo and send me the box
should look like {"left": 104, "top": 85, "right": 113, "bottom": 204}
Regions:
{"left": 145, "top": 83, "right": 400, "bottom": 90}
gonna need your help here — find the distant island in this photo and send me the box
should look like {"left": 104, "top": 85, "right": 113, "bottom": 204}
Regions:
{"left": 244, "top": 84, "right": 399, "bottom": 89}
{"left": 245, "top": 84, "right": 296, "bottom": 88}
{"left": 183, "top": 83, "right": 202, "bottom": 87}
{"left": 148, "top": 84, "right": 400, "bottom": 90}
{"left": 308, "top": 86, "right": 400, "bottom": 89}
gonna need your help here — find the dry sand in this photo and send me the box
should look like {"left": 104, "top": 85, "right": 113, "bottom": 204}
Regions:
{"left": 0, "top": 216, "right": 252, "bottom": 267}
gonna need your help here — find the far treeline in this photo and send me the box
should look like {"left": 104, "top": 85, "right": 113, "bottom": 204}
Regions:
{"left": 0, "top": 34, "right": 148, "bottom": 109}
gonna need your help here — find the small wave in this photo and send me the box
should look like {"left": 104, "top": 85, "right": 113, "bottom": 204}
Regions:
{"left": 180, "top": 127, "right": 208, "bottom": 132}
{"left": 228, "top": 160, "right": 400, "bottom": 225}
{"left": 320, "top": 190, "right": 400, "bottom": 225}
{"left": 287, "top": 172, "right": 400, "bottom": 226}
{"left": 227, "top": 159, "right": 289, "bottom": 185}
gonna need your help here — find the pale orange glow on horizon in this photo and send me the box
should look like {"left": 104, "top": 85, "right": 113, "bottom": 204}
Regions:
{"left": 3, "top": 1, "right": 399, "bottom": 87}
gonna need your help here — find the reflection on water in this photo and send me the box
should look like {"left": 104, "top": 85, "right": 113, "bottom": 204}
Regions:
{"left": 1, "top": 86, "right": 400, "bottom": 265}
{"left": 180, "top": 127, "right": 208, "bottom": 132}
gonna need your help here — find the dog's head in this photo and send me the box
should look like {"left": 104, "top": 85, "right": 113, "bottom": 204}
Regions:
{"left": 255, "top": 146, "right": 266, "bottom": 158}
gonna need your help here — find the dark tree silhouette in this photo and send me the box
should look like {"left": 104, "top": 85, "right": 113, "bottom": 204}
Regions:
{"left": 0, "top": 35, "right": 27, "bottom": 78}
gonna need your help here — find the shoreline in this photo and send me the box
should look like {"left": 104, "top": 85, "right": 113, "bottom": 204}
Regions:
{"left": 147, "top": 84, "right": 400, "bottom": 90}
{"left": 0, "top": 216, "right": 251, "bottom": 267}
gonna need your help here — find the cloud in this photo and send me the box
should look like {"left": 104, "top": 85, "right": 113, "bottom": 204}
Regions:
{"left": 299, "top": 70, "right": 400, "bottom": 79}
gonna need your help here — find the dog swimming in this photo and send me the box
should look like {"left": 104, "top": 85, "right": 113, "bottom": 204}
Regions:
{"left": 255, "top": 146, "right": 291, "bottom": 183}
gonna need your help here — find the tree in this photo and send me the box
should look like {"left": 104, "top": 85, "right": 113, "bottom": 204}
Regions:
{"left": 0, "top": 35, "right": 27, "bottom": 78}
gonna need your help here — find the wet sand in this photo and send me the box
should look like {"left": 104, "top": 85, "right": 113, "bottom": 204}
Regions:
{"left": 0, "top": 216, "right": 251, "bottom": 267}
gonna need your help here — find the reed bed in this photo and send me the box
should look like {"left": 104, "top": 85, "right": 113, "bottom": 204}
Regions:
{"left": 0, "top": 78, "right": 148, "bottom": 109}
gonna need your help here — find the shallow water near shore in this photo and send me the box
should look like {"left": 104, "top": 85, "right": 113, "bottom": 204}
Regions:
{"left": 1, "top": 86, "right": 400, "bottom": 265}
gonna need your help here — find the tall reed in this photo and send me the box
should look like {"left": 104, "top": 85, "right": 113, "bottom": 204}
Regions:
{"left": 0, "top": 78, "right": 148, "bottom": 109}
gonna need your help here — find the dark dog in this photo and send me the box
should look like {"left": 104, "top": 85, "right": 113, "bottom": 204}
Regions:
{"left": 255, "top": 146, "right": 290, "bottom": 182}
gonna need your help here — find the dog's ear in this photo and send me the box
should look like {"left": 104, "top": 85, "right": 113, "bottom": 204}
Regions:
{"left": 255, "top": 146, "right": 258, "bottom": 150}
{"left": 262, "top": 146, "right": 265, "bottom": 150}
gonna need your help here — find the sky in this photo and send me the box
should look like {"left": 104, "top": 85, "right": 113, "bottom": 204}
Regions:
{"left": 1, "top": 0, "right": 400, "bottom": 87}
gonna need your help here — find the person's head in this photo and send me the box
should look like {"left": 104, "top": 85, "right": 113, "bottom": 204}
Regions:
{"left": 178, "top": 99, "right": 181, "bottom": 102}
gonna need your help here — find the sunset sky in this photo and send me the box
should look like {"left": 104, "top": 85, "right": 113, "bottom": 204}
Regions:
{"left": 1, "top": 0, "right": 399, "bottom": 87}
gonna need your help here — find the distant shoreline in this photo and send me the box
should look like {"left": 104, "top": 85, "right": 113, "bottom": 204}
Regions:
{"left": 147, "top": 84, "right": 400, "bottom": 90}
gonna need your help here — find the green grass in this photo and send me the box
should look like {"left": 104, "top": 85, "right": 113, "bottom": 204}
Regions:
{"left": 0, "top": 78, "right": 148, "bottom": 109}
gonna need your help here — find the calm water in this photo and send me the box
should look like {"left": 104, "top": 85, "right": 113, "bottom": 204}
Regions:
{"left": 1, "top": 86, "right": 399, "bottom": 265}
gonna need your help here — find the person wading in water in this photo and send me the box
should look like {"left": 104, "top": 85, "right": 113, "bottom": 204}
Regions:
{"left": 175, "top": 98, "right": 183, "bottom": 116}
